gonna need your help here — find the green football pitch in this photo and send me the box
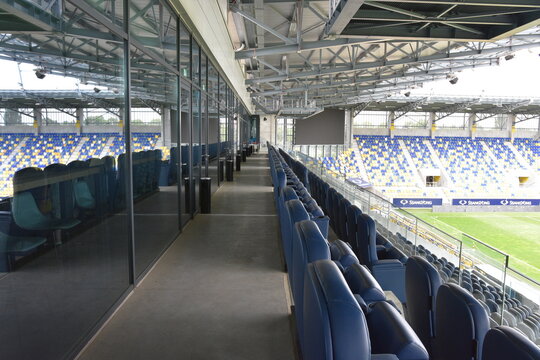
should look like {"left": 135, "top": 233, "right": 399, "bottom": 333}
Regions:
{"left": 407, "top": 210, "right": 540, "bottom": 282}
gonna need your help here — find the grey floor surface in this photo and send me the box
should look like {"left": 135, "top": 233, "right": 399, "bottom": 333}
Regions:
{"left": 78, "top": 153, "right": 296, "bottom": 360}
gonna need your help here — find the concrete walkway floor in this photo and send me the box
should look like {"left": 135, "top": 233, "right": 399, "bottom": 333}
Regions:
{"left": 78, "top": 153, "right": 295, "bottom": 360}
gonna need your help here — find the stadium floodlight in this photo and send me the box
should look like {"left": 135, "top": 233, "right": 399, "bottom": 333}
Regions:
{"left": 34, "top": 68, "right": 46, "bottom": 79}
{"left": 93, "top": 87, "right": 101, "bottom": 93}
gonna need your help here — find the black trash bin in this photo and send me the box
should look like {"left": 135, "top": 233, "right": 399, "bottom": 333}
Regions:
{"left": 226, "top": 159, "right": 234, "bottom": 181}
{"left": 236, "top": 155, "right": 242, "bottom": 171}
{"left": 241, "top": 149, "right": 247, "bottom": 162}
{"left": 200, "top": 177, "right": 211, "bottom": 213}
{"left": 218, "top": 159, "right": 224, "bottom": 182}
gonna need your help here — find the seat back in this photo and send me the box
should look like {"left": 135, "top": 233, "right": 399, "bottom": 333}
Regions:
{"left": 337, "top": 197, "right": 351, "bottom": 240}
{"left": 435, "top": 283, "right": 490, "bottom": 360}
{"left": 482, "top": 326, "right": 540, "bottom": 360}
{"left": 405, "top": 256, "right": 441, "bottom": 355}
{"left": 325, "top": 188, "right": 337, "bottom": 229}
{"left": 12, "top": 191, "right": 51, "bottom": 230}
{"left": 344, "top": 263, "right": 386, "bottom": 304}
{"left": 345, "top": 205, "right": 361, "bottom": 251}
{"left": 366, "top": 301, "right": 429, "bottom": 360}
{"left": 44, "top": 163, "right": 74, "bottom": 220}
{"left": 303, "top": 260, "right": 371, "bottom": 360}
{"left": 292, "top": 220, "right": 331, "bottom": 352}
{"left": 355, "top": 214, "right": 378, "bottom": 268}
{"left": 333, "top": 193, "right": 344, "bottom": 235}
{"left": 283, "top": 199, "right": 310, "bottom": 268}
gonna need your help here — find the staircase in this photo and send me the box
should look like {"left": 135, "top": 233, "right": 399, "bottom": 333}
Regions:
{"left": 2, "top": 137, "right": 28, "bottom": 168}
{"left": 351, "top": 147, "right": 370, "bottom": 182}
{"left": 100, "top": 136, "right": 116, "bottom": 158}
{"left": 506, "top": 141, "right": 533, "bottom": 171}
{"left": 398, "top": 139, "right": 425, "bottom": 187}
{"left": 67, "top": 137, "right": 87, "bottom": 163}
{"left": 424, "top": 140, "right": 455, "bottom": 188}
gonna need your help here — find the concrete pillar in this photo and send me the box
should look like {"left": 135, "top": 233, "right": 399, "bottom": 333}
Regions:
{"left": 33, "top": 108, "right": 42, "bottom": 135}
{"left": 388, "top": 111, "right": 395, "bottom": 139}
{"left": 344, "top": 109, "right": 353, "bottom": 147}
{"left": 508, "top": 114, "right": 516, "bottom": 142}
{"left": 118, "top": 110, "right": 124, "bottom": 135}
{"left": 259, "top": 114, "right": 272, "bottom": 146}
{"left": 161, "top": 106, "right": 171, "bottom": 147}
{"left": 429, "top": 112, "right": 436, "bottom": 139}
{"left": 468, "top": 113, "right": 477, "bottom": 139}
{"left": 76, "top": 107, "right": 83, "bottom": 135}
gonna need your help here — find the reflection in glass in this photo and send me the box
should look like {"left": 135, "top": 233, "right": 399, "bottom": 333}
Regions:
{"left": 0, "top": 27, "right": 129, "bottom": 360}
{"left": 128, "top": 0, "right": 181, "bottom": 278}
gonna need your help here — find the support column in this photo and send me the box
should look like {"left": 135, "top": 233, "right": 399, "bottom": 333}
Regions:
{"left": 161, "top": 106, "right": 171, "bottom": 147}
{"left": 468, "top": 113, "right": 477, "bottom": 139}
{"left": 507, "top": 114, "right": 516, "bottom": 142}
{"left": 33, "top": 108, "right": 42, "bottom": 135}
{"left": 118, "top": 110, "right": 124, "bottom": 135}
{"left": 76, "top": 107, "right": 83, "bottom": 135}
{"left": 344, "top": 109, "right": 353, "bottom": 147}
{"left": 388, "top": 111, "right": 395, "bottom": 139}
{"left": 429, "top": 112, "right": 436, "bottom": 139}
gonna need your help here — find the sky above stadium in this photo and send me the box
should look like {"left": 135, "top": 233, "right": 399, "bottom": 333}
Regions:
{"left": 0, "top": 48, "right": 539, "bottom": 98}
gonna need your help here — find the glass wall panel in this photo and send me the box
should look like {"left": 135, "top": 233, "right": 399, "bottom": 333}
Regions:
{"left": 192, "top": 40, "right": 200, "bottom": 88}
{"left": 180, "top": 79, "right": 191, "bottom": 224}
{"left": 0, "top": 15, "right": 129, "bottom": 360}
{"left": 180, "top": 21, "right": 190, "bottom": 78}
{"left": 208, "top": 99, "right": 219, "bottom": 191}
{"left": 192, "top": 88, "right": 201, "bottom": 214}
{"left": 129, "top": 0, "right": 180, "bottom": 278}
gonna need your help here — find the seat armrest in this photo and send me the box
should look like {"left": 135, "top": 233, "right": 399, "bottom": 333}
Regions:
{"left": 367, "top": 302, "right": 429, "bottom": 360}
{"left": 330, "top": 240, "right": 359, "bottom": 268}
{"left": 371, "top": 355, "right": 399, "bottom": 360}
{"left": 372, "top": 260, "right": 406, "bottom": 303}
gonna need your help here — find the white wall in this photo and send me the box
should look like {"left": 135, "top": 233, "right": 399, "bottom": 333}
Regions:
{"left": 259, "top": 115, "right": 273, "bottom": 146}
{"left": 172, "top": 0, "right": 252, "bottom": 113}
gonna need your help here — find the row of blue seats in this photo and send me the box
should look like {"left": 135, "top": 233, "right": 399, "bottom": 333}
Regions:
{"left": 269, "top": 145, "right": 431, "bottom": 360}
{"left": 279, "top": 148, "right": 409, "bottom": 302}
{"left": 406, "top": 255, "right": 540, "bottom": 358}
{"left": 285, "top": 146, "right": 539, "bottom": 339}
{"left": 272, "top": 145, "right": 540, "bottom": 359}
{"left": 394, "top": 233, "right": 540, "bottom": 344}
{"left": 309, "top": 257, "right": 539, "bottom": 360}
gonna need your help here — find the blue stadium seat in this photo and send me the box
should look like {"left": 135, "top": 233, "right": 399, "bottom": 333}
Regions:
{"left": 434, "top": 283, "right": 490, "bottom": 360}
{"left": 482, "top": 326, "right": 540, "bottom": 360}
{"left": 292, "top": 220, "right": 331, "bottom": 352}
{"left": 355, "top": 213, "right": 406, "bottom": 302}
{"left": 283, "top": 199, "right": 310, "bottom": 269}
{"left": 302, "top": 259, "right": 399, "bottom": 360}
{"left": 365, "top": 301, "right": 429, "bottom": 360}
{"left": 405, "top": 256, "right": 442, "bottom": 355}
{"left": 0, "top": 231, "right": 47, "bottom": 272}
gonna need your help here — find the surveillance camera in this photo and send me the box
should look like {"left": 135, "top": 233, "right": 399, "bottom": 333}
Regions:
{"left": 263, "top": 117, "right": 267, "bottom": 121}
{"left": 94, "top": 87, "right": 101, "bottom": 93}
{"left": 34, "top": 69, "right": 46, "bottom": 79}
